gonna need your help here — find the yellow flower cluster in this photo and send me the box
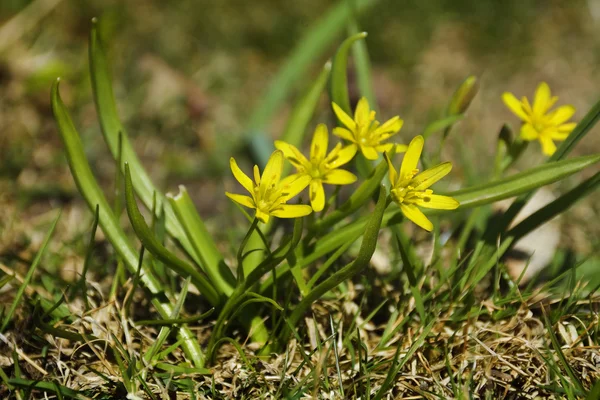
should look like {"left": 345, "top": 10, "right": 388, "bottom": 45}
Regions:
{"left": 226, "top": 97, "right": 459, "bottom": 230}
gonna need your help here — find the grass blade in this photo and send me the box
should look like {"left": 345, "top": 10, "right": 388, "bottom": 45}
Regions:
{"left": 1, "top": 211, "right": 60, "bottom": 333}
{"left": 330, "top": 31, "right": 368, "bottom": 114}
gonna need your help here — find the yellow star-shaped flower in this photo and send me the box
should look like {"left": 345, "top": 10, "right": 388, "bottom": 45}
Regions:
{"left": 226, "top": 150, "right": 312, "bottom": 223}
{"left": 332, "top": 97, "right": 407, "bottom": 160}
{"left": 386, "top": 135, "right": 459, "bottom": 231}
{"left": 275, "top": 124, "right": 357, "bottom": 212}
{"left": 503, "top": 82, "right": 577, "bottom": 156}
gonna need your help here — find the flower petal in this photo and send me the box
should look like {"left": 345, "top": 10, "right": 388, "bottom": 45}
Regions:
{"left": 548, "top": 105, "right": 575, "bottom": 125}
{"left": 225, "top": 192, "right": 255, "bottom": 209}
{"left": 360, "top": 144, "right": 379, "bottom": 160}
{"left": 372, "top": 116, "right": 403, "bottom": 137}
{"left": 333, "top": 127, "right": 357, "bottom": 142}
{"left": 412, "top": 162, "right": 452, "bottom": 191}
{"left": 230, "top": 157, "right": 254, "bottom": 194}
{"left": 400, "top": 135, "right": 424, "bottom": 179}
{"left": 255, "top": 208, "right": 270, "bottom": 224}
{"left": 280, "top": 174, "right": 311, "bottom": 200}
{"left": 322, "top": 169, "right": 357, "bottom": 185}
{"left": 326, "top": 144, "right": 356, "bottom": 168}
{"left": 520, "top": 123, "right": 539, "bottom": 141}
{"left": 415, "top": 194, "right": 459, "bottom": 210}
{"left": 502, "top": 92, "right": 528, "bottom": 120}
{"left": 557, "top": 122, "right": 577, "bottom": 133}
{"left": 309, "top": 180, "right": 325, "bottom": 212}
{"left": 310, "top": 123, "right": 329, "bottom": 162}
{"left": 354, "top": 97, "right": 371, "bottom": 126}
{"left": 270, "top": 204, "right": 313, "bottom": 219}
{"left": 332, "top": 102, "right": 357, "bottom": 131}
{"left": 275, "top": 140, "right": 309, "bottom": 169}
{"left": 549, "top": 129, "right": 570, "bottom": 140}
{"left": 260, "top": 150, "right": 284, "bottom": 194}
{"left": 539, "top": 136, "right": 557, "bottom": 156}
{"left": 533, "top": 82, "right": 551, "bottom": 116}
{"left": 400, "top": 203, "right": 433, "bottom": 232}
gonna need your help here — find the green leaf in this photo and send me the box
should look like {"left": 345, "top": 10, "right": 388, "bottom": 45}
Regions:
{"left": 448, "top": 154, "right": 600, "bottom": 209}
{"left": 286, "top": 186, "right": 387, "bottom": 331}
{"left": 8, "top": 379, "right": 89, "bottom": 400}
{"left": 508, "top": 170, "right": 600, "bottom": 242}
{"left": 330, "top": 32, "right": 368, "bottom": 114}
{"left": 89, "top": 20, "right": 205, "bottom": 268}
{"left": 422, "top": 114, "right": 464, "bottom": 140}
{"left": 168, "top": 187, "right": 236, "bottom": 297}
{"left": 51, "top": 79, "right": 206, "bottom": 368}
{"left": 123, "top": 164, "right": 220, "bottom": 306}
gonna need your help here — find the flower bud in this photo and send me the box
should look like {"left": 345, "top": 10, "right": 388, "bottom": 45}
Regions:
{"left": 447, "top": 75, "right": 479, "bottom": 115}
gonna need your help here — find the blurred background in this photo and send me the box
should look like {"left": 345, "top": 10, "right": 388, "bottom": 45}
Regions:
{"left": 0, "top": 0, "right": 598, "bottom": 278}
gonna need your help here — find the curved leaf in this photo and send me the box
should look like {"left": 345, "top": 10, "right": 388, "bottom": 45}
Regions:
{"left": 124, "top": 164, "right": 220, "bottom": 306}
{"left": 51, "top": 79, "right": 206, "bottom": 367}
{"left": 330, "top": 32, "right": 368, "bottom": 114}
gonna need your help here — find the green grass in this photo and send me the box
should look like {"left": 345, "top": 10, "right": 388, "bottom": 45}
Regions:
{"left": 1, "top": 1, "right": 600, "bottom": 399}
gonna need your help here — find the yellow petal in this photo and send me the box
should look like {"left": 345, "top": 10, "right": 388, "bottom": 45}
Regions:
{"left": 400, "top": 135, "right": 424, "bottom": 179}
{"left": 280, "top": 174, "right": 311, "bottom": 200}
{"left": 412, "top": 162, "right": 452, "bottom": 191}
{"left": 375, "top": 143, "right": 408, "bottom": 154}
{"left": 548, "top": 105, "right": 575, "bottom": 125}
{"left": 539, "top": 136, "right": 557, "bottom": 156}
{"left": 260, "top": 150, "right": 284, "bottom": 193}
{"left": 400, "top": 203, "right": 433, "bottom": 232}
{"left": 225, "top": 192, "right": 255, "bottom": 209}
{"left": 360, "top": 144, "right": 379, "bottom": 160}
{"left": 354, "top": 97, "right": 371, "bottom": 126}
{"left": 332, "top": 127, "right": 357, "bottom": 142}
{"left": 332, "top": 102, "right": 356, "bottom": 131}
{"left": 253, "top": 165, "right": 261, "bottom": 185}
{"left": 310, "top": 180, "right": 325, "bottom": 212}
{"left": 310, "top": 124, "right": 329, "bottom": 162}
{"left": 549, "top": 129, "right": 570, "bottom": 140}
{"left": 502, "top": 92, "right": 528, "bottom": 120}
{"left": 384, "top": 152, "right": 397, "bottom": 185}
{"left": 415, "top": 194, "right": 459, "bottom": 210}
{"left": 557, "top": 122, "right": 577, "bottom": 133}
{"left": 395, "top": 144, "right": 408, "bottom": 153}
{"left": 322, "top": 169, "right": 357, "bottom": 185}
{"left": 372, "top": 116, "right": 403, "bottom": 137}
{"left": 520, "top": 123, "right": 539, "bottom": 141}
{"left": 533, "top": 82, "right": 551, "bottom": 116}
{"left": 230, "top": 157, "right": 253, "bottom": 194}
{"left": 255, "top": 208, "right": 270, "bottom": 224}
{"left": 326, "top": 144, "right": 356, "bottom": 168}
{"left": 271, "top": 204, "right": 313, "bottom": 219}
{"left": 275, "top": 140, "right": 309, "bottom": 169}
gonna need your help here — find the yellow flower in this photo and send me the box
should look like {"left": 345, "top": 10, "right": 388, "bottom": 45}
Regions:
{"left": 226, "top": 150, "right": 312, "bottom": 223}
{"left": 332, "top": 97, "right": 407, "bottom": 160}
{"left": 502, "top": 82, "right": 576, "bottom": 156}
{"left": 386, "top": 135, "right": 459, "bottom": 231}
{"left": 275, "top": 124, "right": 357, "bottom": 212}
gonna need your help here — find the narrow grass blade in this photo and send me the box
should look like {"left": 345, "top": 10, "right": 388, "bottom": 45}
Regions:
{"left": 372, "top": 319, "right": 435, "bottom": 400}
{"left": 394, "top": 234, "right": 426, "bottom": 324}
{"left": 422, "top": 114, "right": 464, "bottom": 140}
{"left": 1, "top": 211, "right": 60, "bottom": 333}
{"left": 168, "top": 186, "right": 235, "bottom": 297}
{"left": 287, "top": 186, "right": 387, "bottom": 331}
{"left": 347, "top": 0, "right": 376, "bottom": 110}
{"left": 52, "top": 79, "right": 206, "bottom": 367}
{"left": 8, "top": 379, "right": 89, "bottom": 400}
{"left": 70, "top": 204, "right": 99, "bottom": 307}
{"left": 124, "top": 164, "right": 220, "bottom": 306}
{"left": 89, "top": 20, "right": 203, "bottom": 267}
